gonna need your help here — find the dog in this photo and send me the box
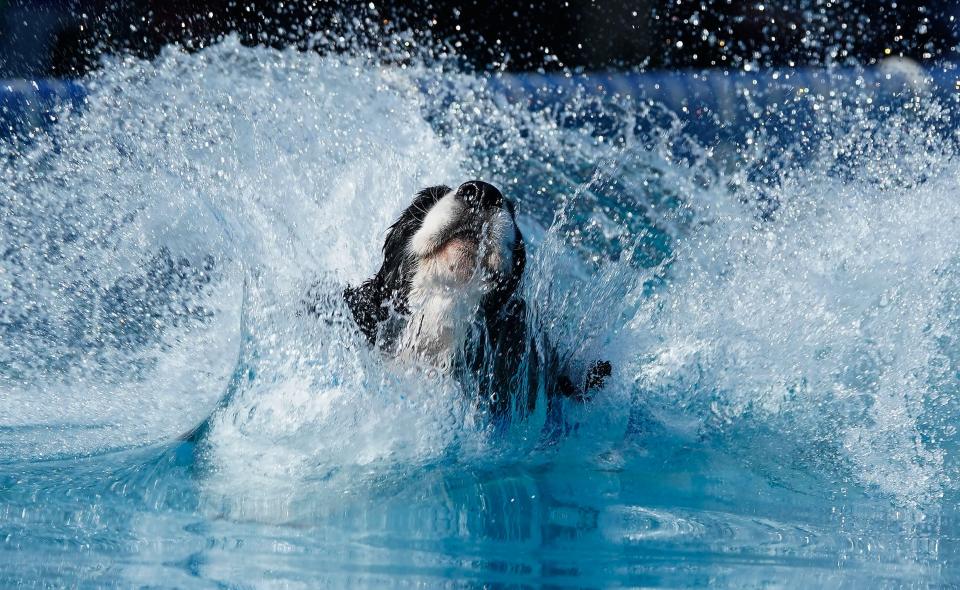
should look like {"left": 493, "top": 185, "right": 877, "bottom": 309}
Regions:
{"left": 336, "top": 180, "right": 610, "bottom": 417}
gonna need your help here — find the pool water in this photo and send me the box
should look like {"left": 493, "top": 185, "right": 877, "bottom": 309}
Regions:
{"left": 3, "top": 38, "right": 960, "bottom": 587}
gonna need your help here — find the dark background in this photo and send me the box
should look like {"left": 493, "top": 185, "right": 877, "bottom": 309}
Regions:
{"left": 1, "top": 0, "right": 958, "bottom": 78}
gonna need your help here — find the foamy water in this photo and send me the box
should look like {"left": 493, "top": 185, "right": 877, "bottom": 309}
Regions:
{"left": 2, "top": 38, "right": 960, "bottom": 586}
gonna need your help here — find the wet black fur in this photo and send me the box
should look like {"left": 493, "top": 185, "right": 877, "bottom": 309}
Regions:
{"left": 339, "top": 183, "right": 608, "bottom": 416}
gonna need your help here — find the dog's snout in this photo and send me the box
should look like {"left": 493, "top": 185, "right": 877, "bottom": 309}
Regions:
{"left": 457, "top": 181, "right": 503, "bottom": 211}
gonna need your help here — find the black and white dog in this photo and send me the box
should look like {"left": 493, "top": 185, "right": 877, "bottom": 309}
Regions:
{"left": 338, "top": 180, "right": 609, "bottom": 417}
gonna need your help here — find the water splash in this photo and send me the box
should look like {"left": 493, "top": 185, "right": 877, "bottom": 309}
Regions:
{"left": 2, "top": 34, "right": 959, "bottom": 530}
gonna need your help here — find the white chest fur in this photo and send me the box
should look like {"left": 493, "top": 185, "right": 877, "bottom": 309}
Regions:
{"left": 395, "top": 254, "right": 486, "bottom": 370}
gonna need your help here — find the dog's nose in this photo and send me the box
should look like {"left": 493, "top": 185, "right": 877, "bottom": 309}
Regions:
{"left": 457, "top": 181, "right": 503, "bottom": 210}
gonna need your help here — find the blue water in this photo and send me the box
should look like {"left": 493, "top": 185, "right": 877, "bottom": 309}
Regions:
{"left": 3, "top": 39, "right": 960, "bottom": 586}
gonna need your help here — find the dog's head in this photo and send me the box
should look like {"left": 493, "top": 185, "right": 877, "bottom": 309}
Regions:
{"left": 344, "top": 181, "right": 526, "bottom": 349}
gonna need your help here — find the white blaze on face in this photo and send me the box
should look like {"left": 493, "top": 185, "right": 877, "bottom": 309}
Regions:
{"left": 409, "top": 190, "right": 461, "bottom": 258}
{"left": 398, "top": 189, "right": 518, "bottom": 369}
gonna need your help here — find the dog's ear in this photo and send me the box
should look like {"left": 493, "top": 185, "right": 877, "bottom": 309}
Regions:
{"left": 343, "top": 279, "right": 382, "bottom": 343}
